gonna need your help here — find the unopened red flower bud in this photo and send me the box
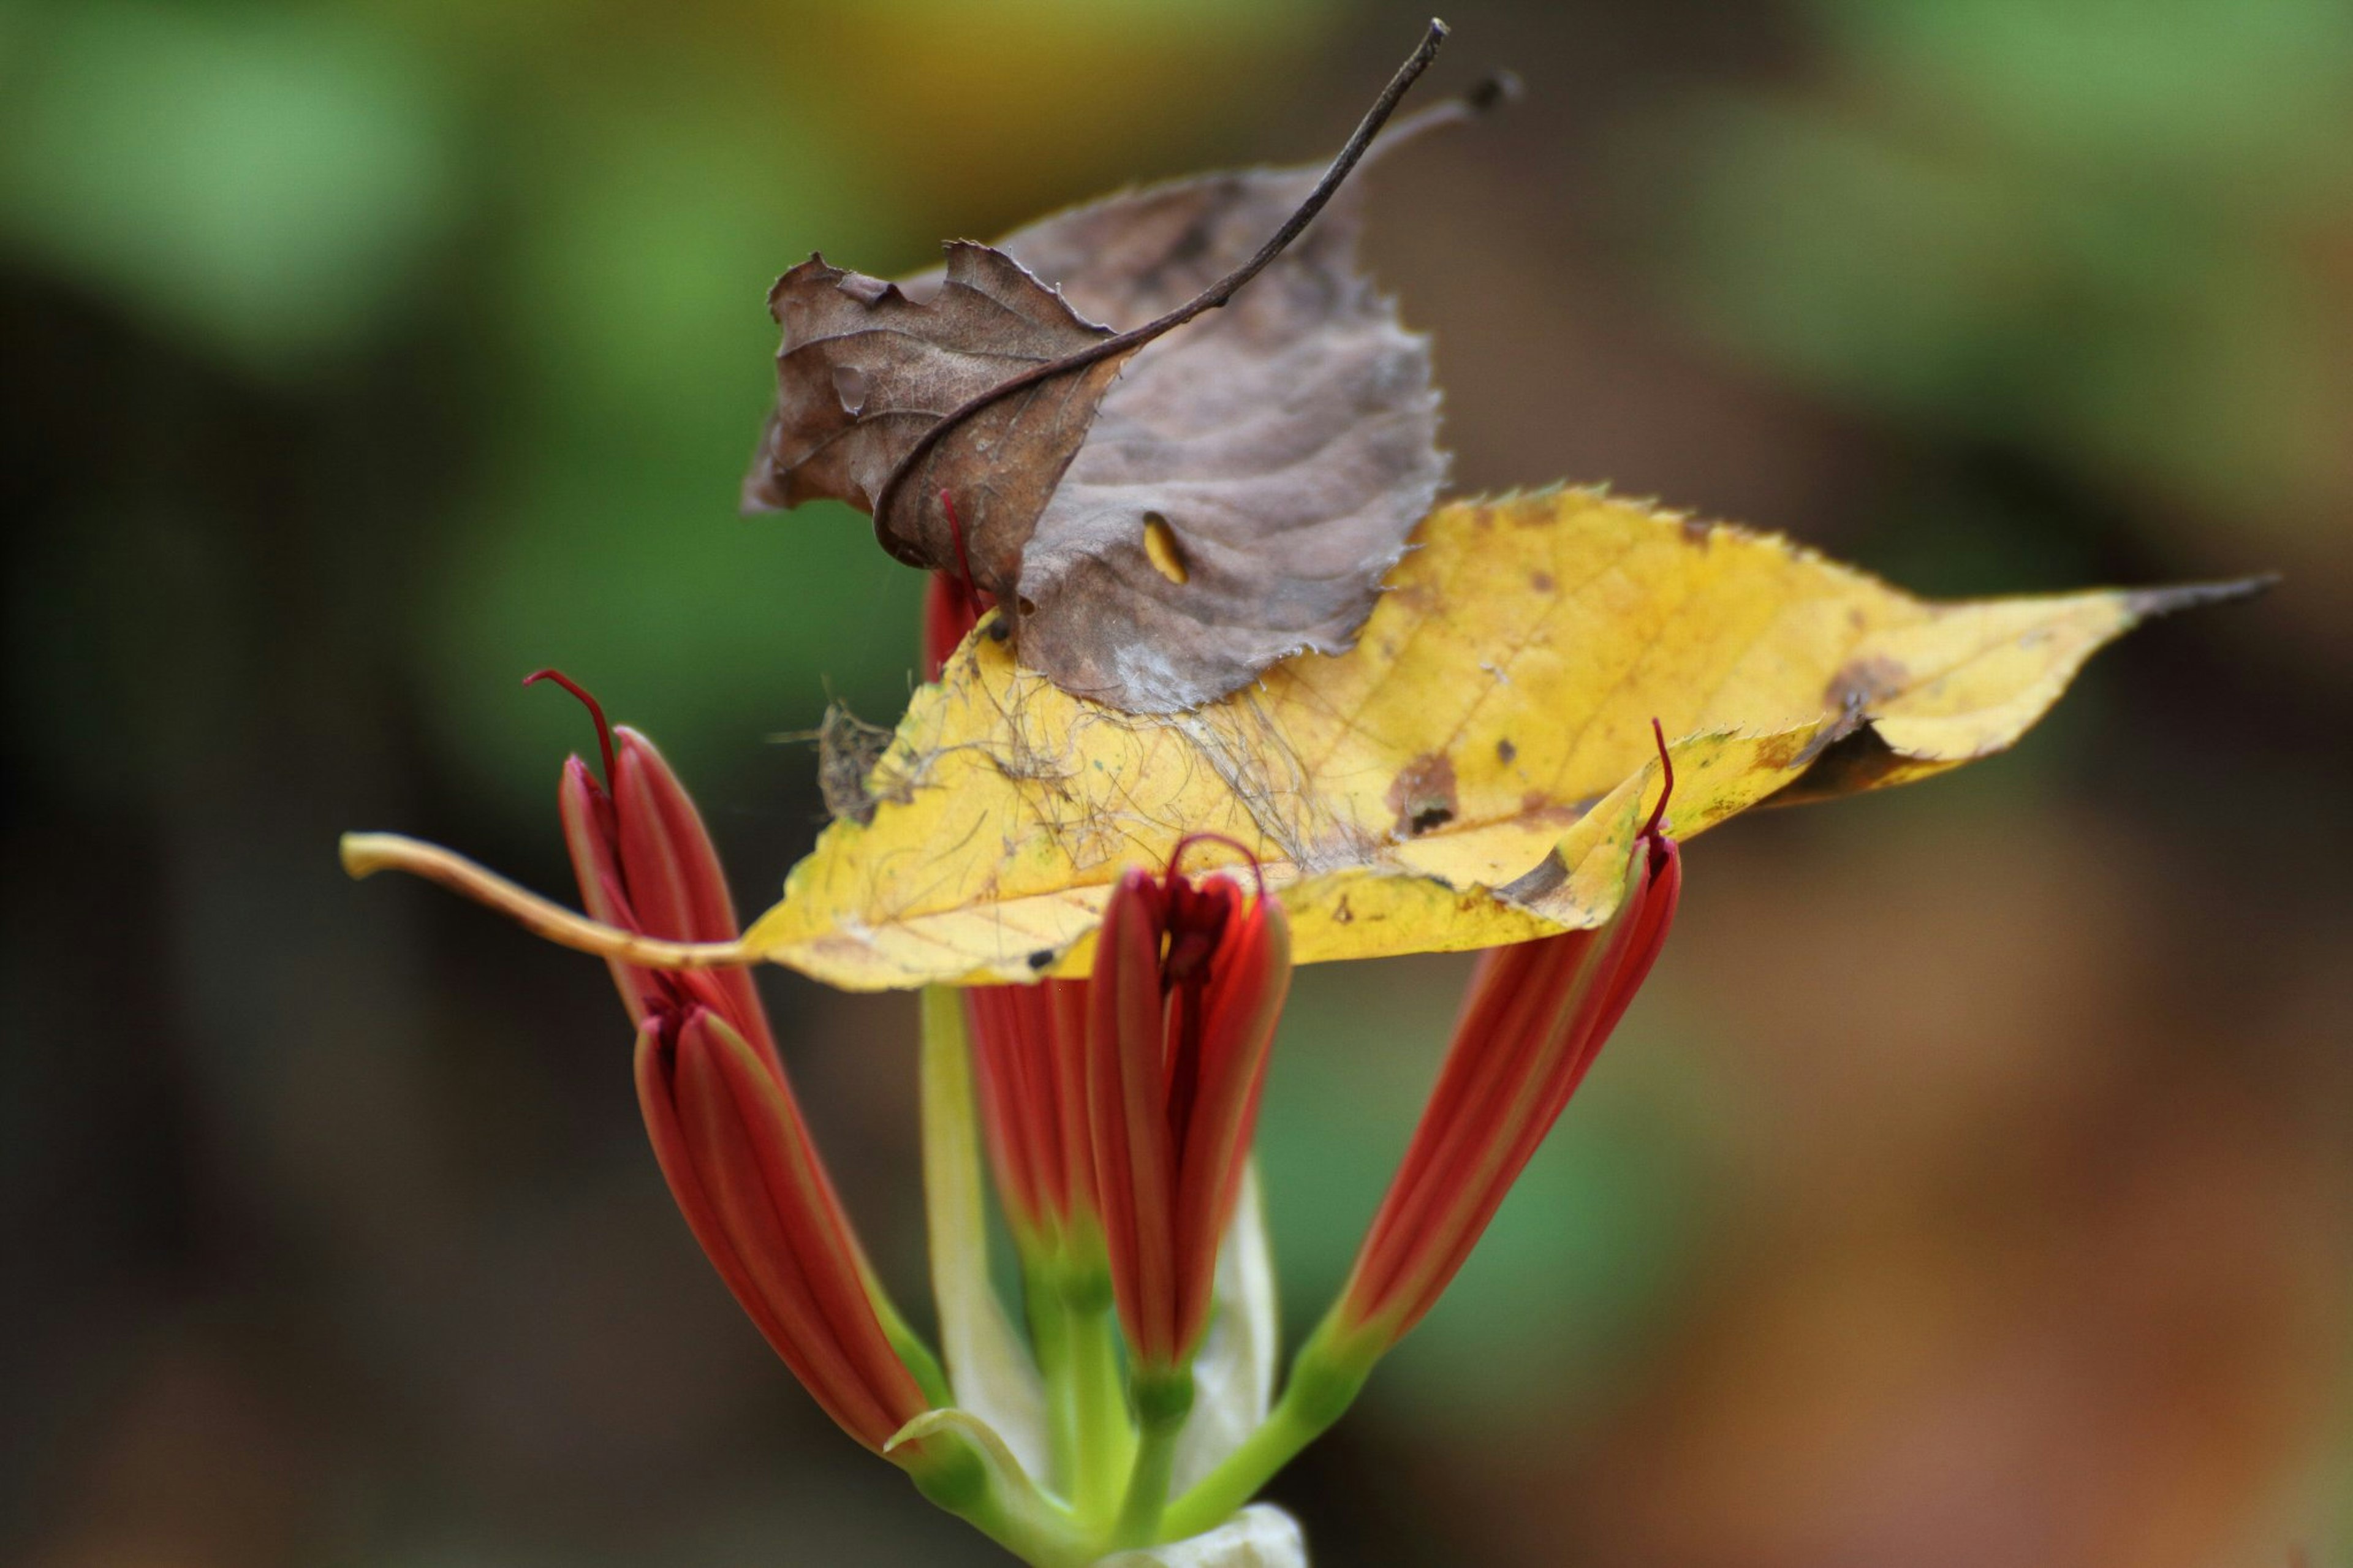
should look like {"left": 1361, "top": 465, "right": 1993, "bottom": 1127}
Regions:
{"left": 534, "top": 670, "right": 938, "bottom": 1453}
{"left": 1326, "top": 728, "right": 1683, "bottom": 1359}
{"left": 540, "top": 672, "right": 767, "bottom": 1050}
{"left": 637, "top": 1004, "right": 930, "bottom": 1452}
{"left": 1087, "top": 841, "right": 1290, "bottom": 1375}
{"left": 966, "top": 978, "right": 1097, "bottom": 1259}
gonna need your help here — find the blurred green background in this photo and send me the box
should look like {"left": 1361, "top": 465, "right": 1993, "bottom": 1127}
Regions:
{"left": 5, "top": 1, "right": 2347, "bottom": 1564}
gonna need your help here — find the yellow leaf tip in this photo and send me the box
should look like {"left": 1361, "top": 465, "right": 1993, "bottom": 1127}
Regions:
{"left": 2123, "top": 574, "right": 2277, "bottom": 622}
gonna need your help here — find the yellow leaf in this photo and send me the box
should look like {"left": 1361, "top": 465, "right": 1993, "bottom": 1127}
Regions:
{"left": 746, "top": 487, "right": 2254, "bottom": 990}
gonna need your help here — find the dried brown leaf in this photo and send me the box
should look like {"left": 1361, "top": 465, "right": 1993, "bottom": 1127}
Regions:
{"left": 741, "top": 25, "right": 1461, "bottom": 713}
{"left": 741, "top": 244, "right": 1131, "bottom": 593}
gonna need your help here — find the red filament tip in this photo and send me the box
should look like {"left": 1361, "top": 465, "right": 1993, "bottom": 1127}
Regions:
{"left": 1639, "top": 717, "right": 1675, "bottom": 845}
{"left": 1165, "top": 831, "right": 1267, "bottom": 903}
{"left": 939, "top": 489, "right": 981, "bottom": 611}
{"left": 524, "top": 668, "right": 616, "bottom": 787}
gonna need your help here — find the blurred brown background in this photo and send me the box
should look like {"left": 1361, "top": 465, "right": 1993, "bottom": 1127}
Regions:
{"left": 4, "top": 1, "right": 2347, "bottom": 1564}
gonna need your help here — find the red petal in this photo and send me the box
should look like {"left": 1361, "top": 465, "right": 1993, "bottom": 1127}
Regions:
{"left": 558, "top": 756, "right": 661, "bottom": 1023}
{"left": 668, "top": 1007, "right": 926, "bottom": 1450}
{"left": 1336, "top": 838, "right": 1682, "bottom": 1345}
{"left": 922, "top": 570, "right": 991, "bottom": 681}
{"left": 610, "top": 729, "right": 775, "bottom": 1067}
{"left": 1166, "top": 892, "right": 1289, "bottom": 1356}
{"left": 968, "top": 983, "right": 1059, "bottom": 1239}
{"left": 634, "top": 1018, "right": 805, "bottom": 1366}
{"left": 1089, "top": 870, "right": 1181, "bottom": 1366}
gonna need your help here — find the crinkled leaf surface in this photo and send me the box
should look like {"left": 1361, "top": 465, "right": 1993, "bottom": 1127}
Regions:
{"left": 741, "top": 243, "right": 1127, "bottom": 589}
{"left": 987, "top": 169, "right": 1441, "bottom": 712}
{"left": 743, "top": 162, "right": 1441, "bottom": 714}
{"left": 746, "top": 488, "right": 2249, "bottom": 990}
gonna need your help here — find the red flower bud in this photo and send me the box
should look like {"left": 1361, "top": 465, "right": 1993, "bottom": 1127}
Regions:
{"left": 636, "top": 1004, "right": 929, "bottom": 1451}
{"left": 965, "top": 978, "right": 1097, "bottom": 1256}
{"left": 536, "top": 671, "right": 931, "bottom": 1452}
{"left": 1328, "top": 732, "right": 1683, "bottom": 1356}
{"left": 1086, "top": 843, "right": 1291, "bottom": 1374}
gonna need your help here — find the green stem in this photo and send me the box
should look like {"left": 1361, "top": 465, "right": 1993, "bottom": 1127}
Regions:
{"left": 1113, "top": 1366, "right": 1195, "bottom": 1548}
{"left": 1061, "top": 1278, "right": 1135, "bottom": 1531}
{"left": 1023, "top": 1260, "right": 1080, "bottom": 1497}
{"left": 950, "top": 1478, "right": 1094, "bottom": 1568}
{"left": 872, "top": 1289, "right": 954, "bottom": 1409}
{"left": 903, "top": 1426, "right": 1096, "bottom": 1568}
{"left": 1158, "top": 1323, "right": 1374, "bottom": 1542}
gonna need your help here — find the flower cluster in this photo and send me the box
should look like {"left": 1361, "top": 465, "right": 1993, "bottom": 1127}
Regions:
{"left": 347, "top": 583, "right": 1683, "bottom": 1567}
{"left": 513, "top": 583, "right": 1678, "bottom": 1562}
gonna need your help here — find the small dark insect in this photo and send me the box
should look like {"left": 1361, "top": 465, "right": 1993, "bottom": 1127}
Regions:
{"left": 788, "top": 701, "right": 903, "bottom": 827}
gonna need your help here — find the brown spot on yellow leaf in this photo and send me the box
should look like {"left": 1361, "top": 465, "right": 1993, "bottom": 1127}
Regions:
{"left": 1496, "top": 737, "right": 1517, "bottom": 764}
{"left": 1825, "top": 654, "right": 1909, "bottom": 715}
{"left": 1528, "top": 570, "right": 1554, "bottom": 593}
{"left": 1388, "top": 752, "right": 1458, "bottom": 838}
{"left": 1392, "top": 580, "right": 1440, "bottom": 614}
{"left": 1517, "top": 789, "right": 1579, "bottom": 825}
{"left": 806, "top": 702, "right": 904, "bottom": 826}
{"left": 1753, "top": 729, "right": 1816, "bottom": 773}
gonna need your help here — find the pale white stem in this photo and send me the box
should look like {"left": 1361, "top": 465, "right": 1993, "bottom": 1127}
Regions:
{"left": 919, "top": 988, "right": 1053, "bottom": 1479}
